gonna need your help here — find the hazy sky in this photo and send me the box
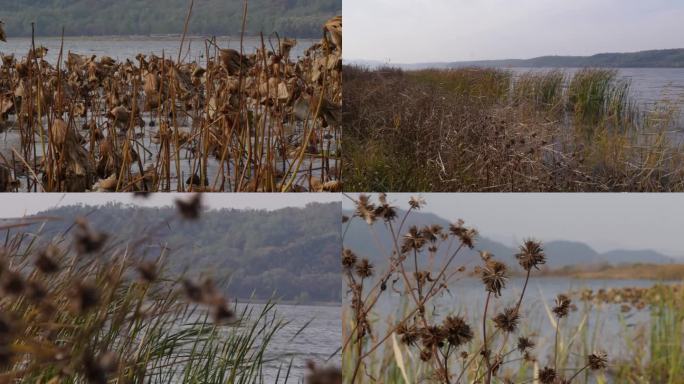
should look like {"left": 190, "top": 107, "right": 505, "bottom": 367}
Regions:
{"left": 344, "top": 0, "right": 684, "bottom": 63}
{"left": 343, "top": 193, "right": 684, "bottom": 257}
{"left": 0, "top": 194, "right": 339, "bottom": 218}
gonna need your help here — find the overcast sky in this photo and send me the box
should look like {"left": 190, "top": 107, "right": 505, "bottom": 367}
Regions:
{"left": 343, "top": 193, "right": 684, "bottom": 257}
{"left": 344, "top": 0, "right": 684, "bottom": 63}
{"left": 0, "top": 194, "right": 339, "bottom": 218}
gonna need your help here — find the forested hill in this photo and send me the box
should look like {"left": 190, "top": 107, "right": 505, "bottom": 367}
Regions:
{"left": 0, "top": 0, "right": 340, "bottom": 38}
{"left": 3, "top": 202, "right": 341, "bottom": 304}
{"left": 445, "top": 49, "right": 684, "bottom": 68}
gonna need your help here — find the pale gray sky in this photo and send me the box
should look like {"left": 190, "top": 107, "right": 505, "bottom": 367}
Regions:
{"left": 344, "top": 0, "right": 684, "bottom": 63}
{"left": 343, "top": 193, "right": 684, "bottom": 257}
{"left": 0, "top": 194, "right": 339, "bottom": 218}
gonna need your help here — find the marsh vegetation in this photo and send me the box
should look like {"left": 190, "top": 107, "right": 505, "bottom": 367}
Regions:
{"left": 0, "top": 194, "right": 344, "bottom": 383}
{"left": 0, "top": 13, "right": 341, "bottom": 192}
{"left": 342, "top": 194, "right": 684, "bottom": 383}
{"left": 343, "top": 66, "right": 683, "bottom": 192}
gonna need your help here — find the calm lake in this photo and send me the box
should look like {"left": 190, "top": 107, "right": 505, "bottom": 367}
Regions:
{"left": 232, "top": 302, "right": 341, "bottom": 383}
{"left": 0, "top": 35, "right": 318, "bottom": 63}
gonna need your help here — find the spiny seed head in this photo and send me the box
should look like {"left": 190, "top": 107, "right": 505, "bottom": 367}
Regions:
{"left": 397, "top": 323, "right": 419, "bottom": 346}
{"left": 136, "top": 261, "right": 157, "bottom": 283}
{"left": 355, "top": 194, "right": 376, "bottom": 225}
{"left": 355, "top": 258, "right": 373, "bottom": 278}
{"left": 442, "top": 315, "right": 473, "bottom": 348}
{"left": 211, "top": 300, "right": 235, "bottom": 325}
{"left": 553, "top": 294, "right": 571, "bottom": 318}
{"left": 402, "top": 225, "right": 426, "bottom": 253}
{"left": 74, "top": 226, "right": 108, "bottom": 254}
{"left": 69, "top": 282, "right": 100, "bottom": 313}
{"left": 517, "top": 336, "right": 535, "bottom": 353}
{"left": 1, "top": 271, "right": 25, "bottom": 296}
{"left": 183, "top": 279, "right": 203, "bottom": 302}
{"left": 515, "top": 239, "right": 546, "bottom": 271}
{"left": 408, "top": 196, "right": 425, "bottom": 209}
{"left": 305, "top": 361, "right": 342, "bottom": 384}
{"left": 587, "top": 351, "right": 608, "bottom": 370}
{"left": 35, "top": 245, "right": 60, "bottom": 274}
{"left": 420, "top": 325, "right": 445, "bottom": 349}
{"left": 492, "top": 307, "right": 519, "bottom": 333}
{"left": 481, "top": 260, "right": 508, "bottom": 297}
{"left": 341, "top": 249, "right": 357, "bottom": 269}
{"left": 83, "top": 351, "right": 118, "bottom": 384}
{"left": 538, "top": 367, "right": 557, "bottom": 384}
{"left": 374, "top": 202, "right": 397, "bottom": 222}
{"left": 175, "top": 194, "right": 202, "bottom": 220}
{"left": 449, "top": 220, "right": 477, "bottom": 248}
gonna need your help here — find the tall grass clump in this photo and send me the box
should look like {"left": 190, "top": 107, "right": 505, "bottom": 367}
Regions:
{"left": 512, "top": 70, "right": 564, "bottom": 112}
{"left": 0, "top": 194, "right": 312, "bottom": 383}
{"left": 342, "top": 194, "right": 609, "bottom": 383}
{"left": 567, "top": 69, "right": 635, "bottom": 127}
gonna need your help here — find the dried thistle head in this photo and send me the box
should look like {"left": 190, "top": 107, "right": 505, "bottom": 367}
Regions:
{"left": 35, "top": 245, "right": 61, "bottom": 274}
{"left": 481, "top": 259, "right": 508, "bottom": 297}
{"left": 492, "top": 307, "right": 519, "bottom": 333}
{"left": 374, "top": 194, "right": 397, "bottom": 222}
{"left": 175, "top": 194, "right": 202, "bottom": 220}
{"left": 1, "top": 270, "right": 25, "bottom": 296}
{"left": 69, "top": 281, "right": 100, "bottom": 313}
{"left": 587, "top": 351, "right": 608, "bottom": 370}
{"left": 553, "top": 294, "right": 571, "bottom": 319}
{"left": 355, "top": 258, "right": 373, "bottom": 279}
{"left": 396, "top": 322, "right": 420, "bottom": 346}
{"left": 449, "top": 219, "right": 477, "bottom": 248}
{"left": 74, "top": 218, "right": 108, "bottom": 254}
{"left": 442, "top": 315, "right": 473, "bottom": 348}
{"left": 354, "top": 194, "right": 376, "bottom": 225}
{"left": 136, "top": 261, "right": 157, "bottom": 283}
{"left": 538, "top": 366, "right": 557, "bottom": 384}
{"left": 402, "top": 225, "right": 426, "bottom": 253}
{"left": 515, "top": 239, "right": 545, "bottom": 271}
{"left": 408, "top": 196, "right": 425, "bottom": 209}
{"left": 305, "top": 361, "right": 342, "bottom": 384}
{"left": 516, "top": 336, "right": 535, "bottom": 353}
{"left": 419, "top": 325, "right": 445, "bottom": 350}
{"left": 341, "top": 249, "right": 357, "bottom": 270}
{"left": 83, "top": 351, "right": 118, "bottom": 384}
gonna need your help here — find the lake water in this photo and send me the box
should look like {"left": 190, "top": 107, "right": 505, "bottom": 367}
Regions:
{"left": 365, "top": 277, "right": 667, "bottom": 361}
{"left": 230, "top": 302, "right": 341, "bottom": 383}
{"left": 0, "top": 35, "right": 318, "bottom": 63}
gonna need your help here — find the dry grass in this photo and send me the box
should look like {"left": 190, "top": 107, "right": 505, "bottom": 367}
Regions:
{"left": 343, "top": 65, "right": 684, "bottom": 192}
{"left": 0, "top": 12, "right": 341, "bottom": 192}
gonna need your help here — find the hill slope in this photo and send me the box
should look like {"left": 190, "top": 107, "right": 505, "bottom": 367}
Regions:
{"left": 2, "top": 201, "right": 341, "bottom": 303}
{"left": 0, "top": 0, "right": 340, "bottom": 37}
{"left": 444, "top": 49, "right": 684, "bottom": 69}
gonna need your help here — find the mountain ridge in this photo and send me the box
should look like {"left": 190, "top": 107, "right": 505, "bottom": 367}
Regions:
{"left": 343, "top": 209, "right": 676, "bottom": 268}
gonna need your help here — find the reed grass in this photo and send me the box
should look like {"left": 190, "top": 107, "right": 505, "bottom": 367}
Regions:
{"left": 0, "top": 195, "right": 314, "bottom": 383}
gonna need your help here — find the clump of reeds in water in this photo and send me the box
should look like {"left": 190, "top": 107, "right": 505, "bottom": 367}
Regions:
{"left": 0, "top": 12, "right": 341, "bottom": 192}
{"left": 342, "top": 194, "right": 608, "bottom": 383}
{"left": 567, "top": 68, "right": 636, "bottom": 128}
{"left": 0, "top": 194, "right": 308, "bottom": 383}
